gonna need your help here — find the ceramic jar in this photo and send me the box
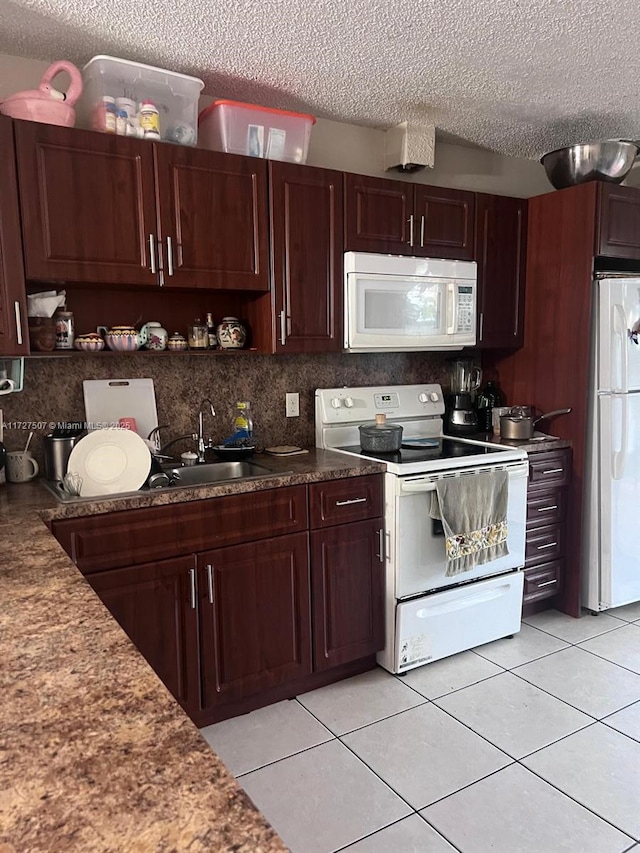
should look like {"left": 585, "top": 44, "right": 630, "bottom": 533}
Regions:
{"left": 74, "top": 332, "right": 105, "bottom": 352}
{"left": 105, "top": 325, "right": 140, "bottom": 351}
{"left": 167, "top": 332, "right": 188, "bottom": 352}
{"left": 140, "top": 321, "right": 168, "bottom": 351}
{"left": 216, "top": 316, "right": 247, "bottom": 349}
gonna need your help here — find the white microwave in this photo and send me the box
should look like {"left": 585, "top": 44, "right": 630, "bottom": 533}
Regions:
{"left": 344, "top": 252, "right": 477, "bottom": 352}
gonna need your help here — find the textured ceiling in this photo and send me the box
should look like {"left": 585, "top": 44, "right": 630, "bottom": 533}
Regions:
{"left": 2, "top": 0, "right": 640, "bottom": 158}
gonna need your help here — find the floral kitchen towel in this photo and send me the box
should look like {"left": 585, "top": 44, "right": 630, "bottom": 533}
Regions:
{"left": 429, "top": 470, "right": 509, "bottom": 576}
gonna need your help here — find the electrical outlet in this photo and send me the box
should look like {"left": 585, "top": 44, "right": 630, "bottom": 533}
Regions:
{"left": 286, "top": 392, "right": 300, "bottom": 418}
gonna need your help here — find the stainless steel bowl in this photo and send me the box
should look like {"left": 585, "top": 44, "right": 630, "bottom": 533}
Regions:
{"left": 541, "top": 140, "right": 639, "bottom": 190}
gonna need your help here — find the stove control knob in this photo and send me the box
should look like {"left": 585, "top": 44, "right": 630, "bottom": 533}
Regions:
{"left": 418, "top": 392, "right": 429, "bottom": 403}
{"left": 429, "top": 392, "right": 440, "bottom": 402}
{"left": 330, "top": 398, "right": 342, "bottom": 409}
{"left": 343, "top": 396, "right": 354, "bottom": 408}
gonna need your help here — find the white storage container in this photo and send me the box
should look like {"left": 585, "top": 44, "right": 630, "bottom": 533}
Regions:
{"left": 199, "top": 100, "right": 315, "bottom": 163}
{"left": 78, "top": 56, "right": 204, "bottom": 146}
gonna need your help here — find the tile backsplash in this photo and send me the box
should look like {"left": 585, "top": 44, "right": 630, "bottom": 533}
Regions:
{"left": 1, "top": 351, "right": 449, "bottom": 466}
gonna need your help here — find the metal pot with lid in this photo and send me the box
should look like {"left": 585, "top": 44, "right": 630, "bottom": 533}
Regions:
{"left": 359, "top": 413, "right": 403, "bottom": 453}
{"left": 500, "top": 406, "right": 572, "bottom": 440}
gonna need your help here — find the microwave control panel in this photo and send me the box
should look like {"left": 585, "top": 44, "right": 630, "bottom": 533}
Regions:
{"left": 456, "top": 285, "right": 475, "bottom": 332}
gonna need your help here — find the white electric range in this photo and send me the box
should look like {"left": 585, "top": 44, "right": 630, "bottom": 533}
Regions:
{"left": 316, "top": 384, "right": 529, "bottom": 673}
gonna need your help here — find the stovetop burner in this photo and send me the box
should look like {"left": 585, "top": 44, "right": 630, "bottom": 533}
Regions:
{"left": 338, "top": 438, "right": 508, "bottom": 466}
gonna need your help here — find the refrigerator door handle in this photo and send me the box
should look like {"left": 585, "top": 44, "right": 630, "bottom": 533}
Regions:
{"left": 612, "top": 303, "right": 628, "bottom": 393}
{"left": 612, "top": 394, "right": 628, "bottom": 481}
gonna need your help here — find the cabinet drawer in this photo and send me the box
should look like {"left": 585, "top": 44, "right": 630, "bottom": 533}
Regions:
{"left": 525, "top": 523, "right": 564, "bottom": 567}
{"left": 528, "top": 449, "right": 571, "bottom": 489}
{"left": 523, "top": 560, "right": 563, "bottom": 603}
{"left": 53, "top": 485, "right": 308, "bottom": 573}
{"left": 526, "top": 486, "right": 567, "bottom": 527}
{"left": 309, "top": 475, "right": 383, "bottom": 529}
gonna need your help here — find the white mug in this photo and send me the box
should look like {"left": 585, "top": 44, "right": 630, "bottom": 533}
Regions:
{"left": 6, "top": 450, "right": 39, "bottom": 483}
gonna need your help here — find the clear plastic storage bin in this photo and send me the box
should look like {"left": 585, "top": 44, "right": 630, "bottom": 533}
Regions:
{"left": 198, "top": 100, "right": 315, "bottom": 163}
{"left": 78, "top": 56, "right": 204, "bottom": 146}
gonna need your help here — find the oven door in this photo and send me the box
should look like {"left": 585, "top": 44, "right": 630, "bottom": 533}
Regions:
{"left": 344, "top": 272, "right": 474, "bottom": 351}
{"left": 389, "top": 461, "right": 528, "bottom": 599}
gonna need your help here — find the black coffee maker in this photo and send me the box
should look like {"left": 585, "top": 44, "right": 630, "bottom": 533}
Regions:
{"left": 444, "top": 358, "right": 482, "bottom": 435}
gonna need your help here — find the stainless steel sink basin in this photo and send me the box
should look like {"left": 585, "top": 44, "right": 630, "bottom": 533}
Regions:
{"left": 163, "top": 460, "right": 277, "bottom": 487}
{"left": 42, "top": 460, "right": 286, "bottom": 502}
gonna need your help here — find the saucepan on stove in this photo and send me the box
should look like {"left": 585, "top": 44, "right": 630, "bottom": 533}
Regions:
{"left": 500, "top": 406, "right": 572, "bottom": 440}
{"left": 359, "top": 414, "right": 403, "bottom": 453}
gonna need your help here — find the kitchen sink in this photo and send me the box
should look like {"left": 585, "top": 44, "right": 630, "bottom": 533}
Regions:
{"left": 42, "top": 460, "right": 288, "bottom": 502}
{"left": 162, "top": 460, "right": 277, "bottom": 487}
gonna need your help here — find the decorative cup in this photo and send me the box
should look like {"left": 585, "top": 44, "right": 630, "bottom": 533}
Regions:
{"left": 6, "top": 450, "right": 39, "bottom": 483}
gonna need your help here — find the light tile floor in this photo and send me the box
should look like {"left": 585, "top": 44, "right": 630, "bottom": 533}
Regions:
{"left": 201, "top": 607, "right": 640, "bottom": 853}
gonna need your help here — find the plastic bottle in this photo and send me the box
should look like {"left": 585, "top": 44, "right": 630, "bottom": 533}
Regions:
{"left": 232, "top": 401, "right": 253, "bottom": 441}
{"left": 93, "top": 95, "right": 116, "bottom": 132}
{"left": 138, "top": 100, "right": 161, "bottom": 140}
{"left": 206, "top": 312, "right": 216, "bottom": 349}
{"left": 476, "top": 380, "right": 505, "bottom": 433}
{"left": 116, "top": 109, "right": 127, "bottom": 136}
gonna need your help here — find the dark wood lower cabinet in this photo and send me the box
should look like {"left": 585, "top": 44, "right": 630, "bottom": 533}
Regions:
{"left": 198, "top": 533, "right": 312, "bottom": 709}
{"left": 311, "top": 518, "right": 385, "bottom": 670}
{"left": 88, "top": 556, "right": 201, "bottom": 717}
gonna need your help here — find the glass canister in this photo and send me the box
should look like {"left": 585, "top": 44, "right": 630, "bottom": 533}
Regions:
{"left": 54, "top": 310, "right": 74, "bottom": 350}
{"left": 187, "top": 319, "right": 208, "bottom": 349}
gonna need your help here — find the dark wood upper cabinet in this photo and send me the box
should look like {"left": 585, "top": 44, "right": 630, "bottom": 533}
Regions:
{"left": 595, "top": 183, "right": 640, "bottom": 259}
{"left": 344, "top": 173, "right": 414, "bottom": 255}
{"left": 0, "top": 116, "right": 28, "bottom": 355}
{"left": 198, "top": 533, "right": 312, "bottom": 708}
{"left": 344, "top": 173, "right": 475, "bottom": 260}
{"left": 475, "top": 193, "right": 527, "bottom": 349}
{"left": 155, "top": 146, "right": 269, "bottom": 291}
{"left": 270, "top": 161, "right": 343, "bottom": 352}
{"left": 310, "top": 518, "right": 385, "bottom": 671}
{"left": 14, "top": 121, "right": 158, "bottom": 286}
{"left": 88, "top": 555, "right": 200, "bottom": 717}
{"left": 414, "top": 185, "right": 475, "bottom": 260}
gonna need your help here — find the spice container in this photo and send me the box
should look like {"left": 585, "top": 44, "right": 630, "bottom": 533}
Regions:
{"left": 138, "top": 100, "right": 160, "bottom": 140}
{"left": 187, "top": 319, "right": 208, "bottom": 349}
{"left": 359, "top": 413, "right": 403, "bottom": 453}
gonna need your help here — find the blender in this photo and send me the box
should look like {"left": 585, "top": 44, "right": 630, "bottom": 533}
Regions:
{"left": 444, "top": 357, "right": 482, "bottom": 435}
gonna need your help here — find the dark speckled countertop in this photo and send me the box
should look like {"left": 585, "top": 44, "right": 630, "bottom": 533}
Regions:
{"left": 0, "top": 449, "right": 384, "bottom": 852}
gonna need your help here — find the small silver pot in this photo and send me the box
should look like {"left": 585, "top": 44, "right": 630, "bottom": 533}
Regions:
{"left": 500, "top": 407, "right": 572, "bottom": 440}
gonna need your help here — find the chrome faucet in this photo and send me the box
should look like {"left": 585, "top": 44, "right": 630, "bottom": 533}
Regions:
{"left": 197, "top": 398, "right": 216, "bottom": 463}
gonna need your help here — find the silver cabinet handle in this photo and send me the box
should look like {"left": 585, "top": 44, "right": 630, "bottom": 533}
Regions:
{"left": 542, "top": 468, "right": 563, "bottom": 475}
{"left": 376, "top": 528, "right": 385, "bottom": 563}
{"left": 420, "top": 215, "right": 425, "bottom": 248}
{"left": 14, "top": 301, "right": 23, "bottom": 345}
{"left": 537, "top": 578, "right": 558, "bottom": 588}
{"left": 189, "top": 568, "right": 196, "bottom": 609}
{"left": 537, "top": 505, "right": 558, "bottom": 512}
{"left": 206, "top": 564, "right": 214, "bottom": 605}
{"left": 537, "top": 542, "right": 558, "bottom": 550}
{"left": 166, "top": 236, "right": 174, "bottom": 276}
{"left": 279, "top": 310, "right": 286, "bottom": 346}
{"left": 148, "top": 234, "right": 157, "bottom": 274}
{"left": 478, "top": 312, "right": 484, "bottom": 343}
{"left": 335, "top": 497, "right": 367, "bottom": 506}
{"left": 407, "top": 214, "right": 414, "bottom": 247}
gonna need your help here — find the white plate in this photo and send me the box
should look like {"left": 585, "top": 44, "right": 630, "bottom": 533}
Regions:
{"left": 67, "top": 428, "right": 151, "bottom": 497}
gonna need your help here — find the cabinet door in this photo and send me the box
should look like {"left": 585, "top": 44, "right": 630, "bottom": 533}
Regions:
{"left": 475, "top": 194, "right": 527, "bottom": 348}
{"left": 414, "top": 185, "right": 476, "bottom": 260}
{"left": 0, "top": 117, "right": 28, "bottom": 354}
{"left": 311, "top": 518, "right": 385, "bottom": 671}
{"left": 596, "top": 183, "right": 640, "bottom": 259}
{"left": 270, "top": 162, "right": 343, "bottom": 352}
{"left": 344, "top": 173, "right": 414, "bottom": 255}
{"left": 198, "top": 533, "right": 311, "bottom": 708}
{"left": 155, "top": 145, "right": 269, "bottom": 290}
{"left": 14, "top": 121, "right": 158, "bottom": 285}
{"left": 88, "top": 556, "right": 200, "bottom": 717}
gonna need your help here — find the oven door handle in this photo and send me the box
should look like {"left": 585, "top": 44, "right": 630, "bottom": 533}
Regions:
{"left": 400, "top": 481, "right": 437, "bottom": 493}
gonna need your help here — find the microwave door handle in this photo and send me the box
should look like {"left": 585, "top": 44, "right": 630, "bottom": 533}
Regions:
{"left": 446, "top": 283, "right": 456, "bottom": 334}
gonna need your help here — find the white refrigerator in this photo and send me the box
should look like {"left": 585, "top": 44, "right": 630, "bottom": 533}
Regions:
{"left": 583, "top": 277, "right": 640, "bottom": 611}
